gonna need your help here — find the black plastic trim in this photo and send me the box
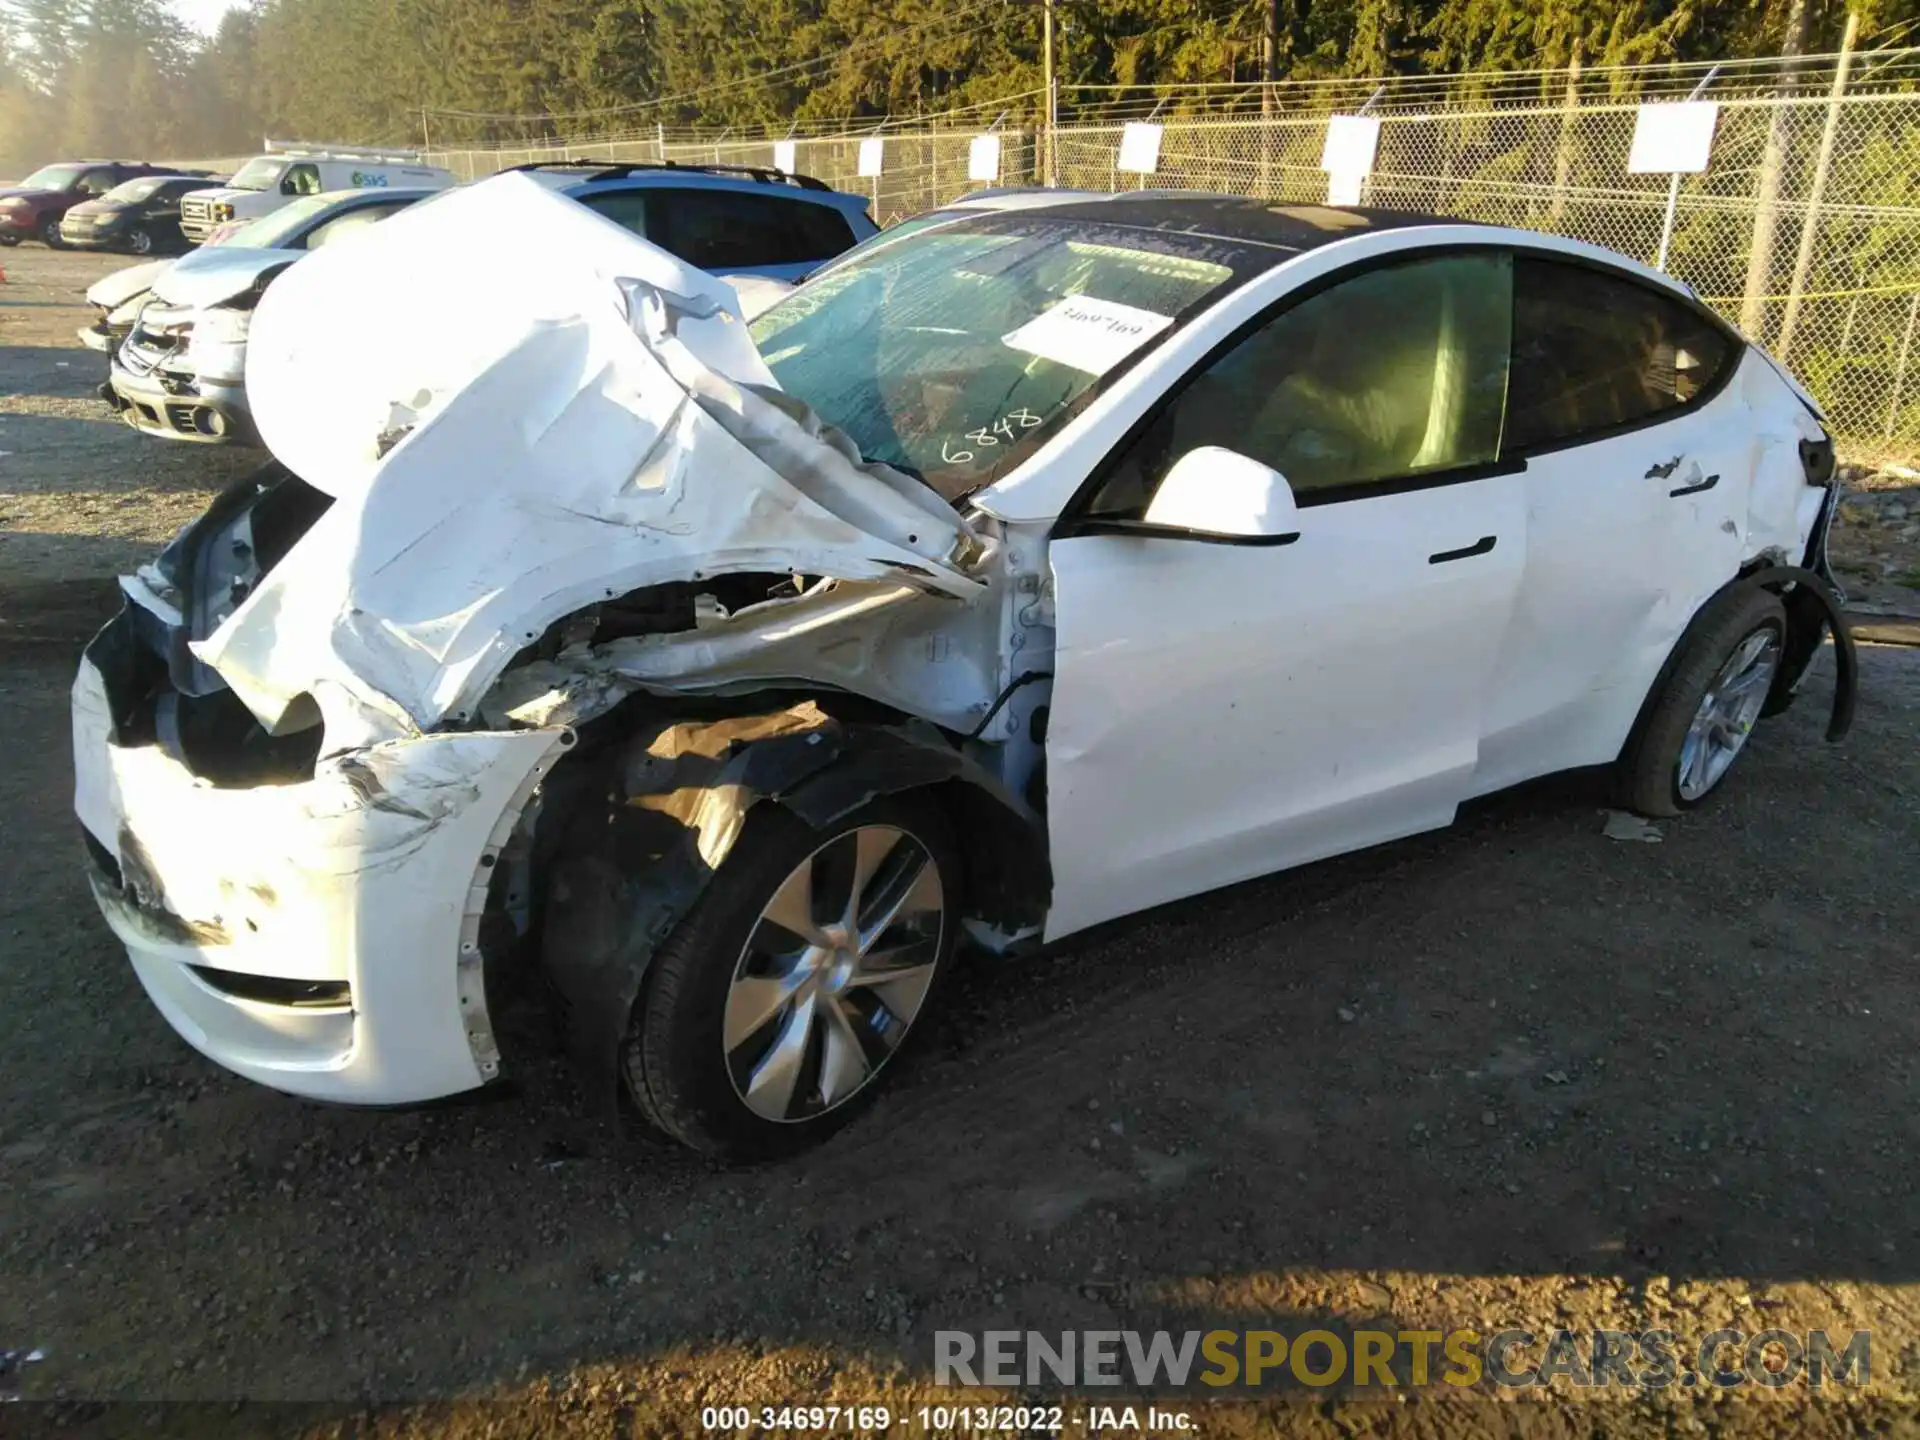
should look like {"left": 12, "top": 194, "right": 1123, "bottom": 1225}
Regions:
{"left": 505, "top": 159, "right": 832, "bottom": 191}
{"left": 1668, "top": 472, "right": 1720, "bottom": 498}
{"left": 1743, "top": 565, "right": 1858, "bottom": 743}
{"left": 1062, "top": 517, "right": 1301, "bottom": 545}
{"left": 1429, "top": 535, "right": 1496, "bottom": 564}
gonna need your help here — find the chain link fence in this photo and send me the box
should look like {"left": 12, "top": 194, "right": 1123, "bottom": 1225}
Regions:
{"left": 426, "top": 51, "right": 1920, "bottom": 466}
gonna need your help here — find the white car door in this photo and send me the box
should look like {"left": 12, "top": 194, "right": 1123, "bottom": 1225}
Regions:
{"left": 1042, "top": 252, "right": 1529, "bottom": 940}
{"left": 1471, "top": 256, "right": 1754, "bottom": 795}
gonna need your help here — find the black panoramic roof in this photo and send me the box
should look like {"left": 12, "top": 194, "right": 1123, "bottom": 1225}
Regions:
{"left": 993, "top": 192, "right": 1481, "bottom": 253}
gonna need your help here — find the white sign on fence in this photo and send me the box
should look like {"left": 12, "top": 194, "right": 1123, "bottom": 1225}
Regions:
{"left": 858, "top": 137, "right": 885, "bottom": 177}
{"left": 773, "top": 139, "right": 797, "bottom": 175}
{"left": 1627, "top": 101, "right": 1720, "bottom": 175}
{"left": 1321, "top": 113, "right": 1382, "bottom": 207}
{"left": 969, "top": 134, "right": 1001, "bottom": 182}
{"left": 1325, "top": 172, "right": 1364, "bottom": 206}
{"left": 1117, "top": 122, "right": 1164, "bottom": 175}
{"left": 1321, "top": 114, "right": 1382, "bottom": 177}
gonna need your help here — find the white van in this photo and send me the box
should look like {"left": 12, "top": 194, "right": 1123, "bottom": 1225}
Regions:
{"left": 178, "top": 140, "right": 455, "bottom": 244}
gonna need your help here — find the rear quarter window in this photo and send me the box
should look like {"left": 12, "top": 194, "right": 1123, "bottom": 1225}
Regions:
{"left": 1504, "top": 258, "right": 1734, "bottom": 454}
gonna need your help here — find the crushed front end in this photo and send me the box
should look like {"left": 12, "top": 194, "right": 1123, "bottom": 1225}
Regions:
{"left": 107, "top": 299, "right": 258, "bottom": 444}
{"left": 72, "top": 467, "right": 570, "bottom": 1102}
{"left": 72, "top": 174, "right": 1016, "bottom": 1108}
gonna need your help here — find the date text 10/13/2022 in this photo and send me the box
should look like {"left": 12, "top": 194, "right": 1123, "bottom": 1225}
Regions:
{"left": 699, "top": 1406, "right": 1196, "bottom": 1432}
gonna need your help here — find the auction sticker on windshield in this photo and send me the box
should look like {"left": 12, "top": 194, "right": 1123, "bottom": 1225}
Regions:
{"left": 1002, "top": 294, "right": 1175, "bottom": 376}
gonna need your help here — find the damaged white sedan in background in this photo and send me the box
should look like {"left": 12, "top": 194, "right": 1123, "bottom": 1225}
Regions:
{"left": 73, "top": 175, "right": 1857, "bottom": 1159}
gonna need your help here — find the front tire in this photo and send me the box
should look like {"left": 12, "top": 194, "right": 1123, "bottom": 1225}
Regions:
{"left": 127, "top": 225, "right": 152, "bottom": 255}
{"left": 1617, "top": 585, "right": 1787, "bottom": 817}
{"left": 39, "top": 217, "right": 63, "bottom": 248}
{"left": 621, "top": 794, "right": 960, "bottom": 1161}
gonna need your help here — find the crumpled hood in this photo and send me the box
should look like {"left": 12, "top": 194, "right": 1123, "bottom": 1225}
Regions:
{"left": 151, "top": 246, "right": 299, "bottom": 311}
{"left": 86, "top": 258, "right": 172, "bottom": 310}
{"left": 187, "top": 172, "right": 984, "bottom": 743}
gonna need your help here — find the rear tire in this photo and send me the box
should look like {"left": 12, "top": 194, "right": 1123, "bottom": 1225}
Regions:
{"left": 1617, "top": 585, "right": 1787, "bottom": 818}
{"left": 621, "top": 793, "right": 960, "bottom": 1161}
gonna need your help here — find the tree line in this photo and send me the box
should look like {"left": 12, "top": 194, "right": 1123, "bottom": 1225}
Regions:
{"left": 0, "top": 0, "right": 1887, "bottom": 172}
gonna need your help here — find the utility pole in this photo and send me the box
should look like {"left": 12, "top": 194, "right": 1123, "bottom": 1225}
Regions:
{"left": 1259, "top": 0, "right": 1278, "bottom": 195}
{"left": 1740, "top": 0, "right": 1811, "bottom": 340}
{"left": 1778, "top": 7, "right": 1859, "bottom": 361}
{"left": 1548, "top": 39, "right": 1581, "bottom": 225}
{"left": 1043, "top": 0, "right": 1057, "bottom": 185}
{"left": 1261, "top": 0, "right": 1278, "bottom": 100}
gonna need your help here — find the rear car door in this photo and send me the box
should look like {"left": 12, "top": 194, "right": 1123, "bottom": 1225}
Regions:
{"left": 1470, "top": 255, "right": 1750, "bottom": 795}
{"left": 1044, "top": 251, "right": 1529, "bottom": 938}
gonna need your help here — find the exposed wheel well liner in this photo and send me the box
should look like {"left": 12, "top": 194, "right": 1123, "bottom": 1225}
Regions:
{"left": 537, "top": 700, "right": 1048, "bottom": 1104}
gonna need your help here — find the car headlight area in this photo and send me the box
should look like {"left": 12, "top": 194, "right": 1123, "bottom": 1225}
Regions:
{"left": 72, "top": 629, "right": 572, "bottom": 1105}
{"left": 185, "top": 306, "right": 252, "bottom": 384}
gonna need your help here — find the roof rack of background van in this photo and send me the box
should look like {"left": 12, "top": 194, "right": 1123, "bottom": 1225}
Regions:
{"left": 261, "top": 138, "right": 426, "bottom": 164}
{"left": 506, "top": 159, "right": 831, "bottom": 192}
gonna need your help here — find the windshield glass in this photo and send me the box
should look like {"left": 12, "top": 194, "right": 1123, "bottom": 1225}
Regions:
{"left": 750, "top": 217, "right": 1252, "bottom": 498}
{"left": 103, "top": 177, "right": 167, "bottom": 203}
{"left": 20, "top": 164, "right": 84, "bottom": 191}
{"left": 229, "top": 157, "right": 286, "bottom": 192}
{"left": 220, "top": 194, "right": 338, "bottom": 249}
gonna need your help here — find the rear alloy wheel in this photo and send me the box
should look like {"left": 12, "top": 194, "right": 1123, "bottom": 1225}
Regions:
{"left": 126, "top": 225, "right": 152, "bottom": 256}
{"left": 621, "top": 795, "right": 959, "bottom": 1160}
{"left": 1618, "top": 585, "right": 1787, "bottom": 817}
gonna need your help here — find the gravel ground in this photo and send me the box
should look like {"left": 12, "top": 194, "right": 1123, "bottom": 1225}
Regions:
{"left": 2, "top": 245, "right": 1919, "bottom": 1438}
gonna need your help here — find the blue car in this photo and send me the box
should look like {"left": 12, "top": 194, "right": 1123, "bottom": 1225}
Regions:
{"left": 514, "top": 161, "right": 877, "bottom": 282}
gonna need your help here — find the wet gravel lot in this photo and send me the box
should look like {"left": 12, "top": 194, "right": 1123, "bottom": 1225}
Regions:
{"left": 3, "top": 246, "right": 1919, "bottom": 1437}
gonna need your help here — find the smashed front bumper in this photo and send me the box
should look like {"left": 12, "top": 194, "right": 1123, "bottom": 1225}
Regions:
{"left": 72, "top": 623, "right": 570, "bottom": 1104}
{"left": 107, "top": 355, "right": 255, "bottom": 444}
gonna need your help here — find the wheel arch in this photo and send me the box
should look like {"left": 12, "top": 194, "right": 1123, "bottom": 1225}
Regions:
{"left": 535, "top": 696, "right": 1049, "bottom": 1105}
{"left": 1617, "top": 563, "right": 1857, "bottom": 772}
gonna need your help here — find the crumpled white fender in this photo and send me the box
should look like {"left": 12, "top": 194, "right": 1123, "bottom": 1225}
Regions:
{"left": 196, "top": 173, "right": 983, "bottom": 739}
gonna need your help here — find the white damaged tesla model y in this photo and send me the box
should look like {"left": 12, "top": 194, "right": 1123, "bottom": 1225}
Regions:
{"left": 72, "top": 174, "right": 1856, "bottom": 1159}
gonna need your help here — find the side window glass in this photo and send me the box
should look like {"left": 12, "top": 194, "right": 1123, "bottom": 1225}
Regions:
{"left": 300, "top": 202, "right": 408, "bottom": 250}
{"left": 654, "top": 190, "right": 814, "bottom": 270}
{"left": 78, "top": 169, "right": 114, "bottom": 195}
{"left": 580, "top": 189, "right": 652, "bottom": 236}
{"left": 281, "top": 164, "right": 321, "bottom": 197}
{"left": 1504, "top": 259, "right": 1733, "bottom": 454}
{"left": 788, "top": 202, "right": 857, "bottom": 261}
{"left": 1089, "top": 252, "right": 1513, "bottom": 517}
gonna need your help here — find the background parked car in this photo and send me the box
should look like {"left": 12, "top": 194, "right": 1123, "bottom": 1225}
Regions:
{"left": 59, "top": 174, "right": 223, "bottom": 255}
{"left": 176, "top": 141, "right": 455, "bottom": 244}
{"left": 107, "top": 186, "right": 440, "bottom": 443}
{"left": 514, "top": 161, "right": 876, "bottom": 281}
{"left": 0, "top": 161, "right": 200, "bottom": 247}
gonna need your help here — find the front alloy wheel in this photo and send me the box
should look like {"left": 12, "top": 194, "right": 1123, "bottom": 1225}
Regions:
{"left": 127, "top": 225, "right": 152, "bottom": 256}
{"left": 621, "top": 795, "right": 959, "bottom": 1159}
{"left": 725, "top": 825, "right": 944, "bottom": 1123}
